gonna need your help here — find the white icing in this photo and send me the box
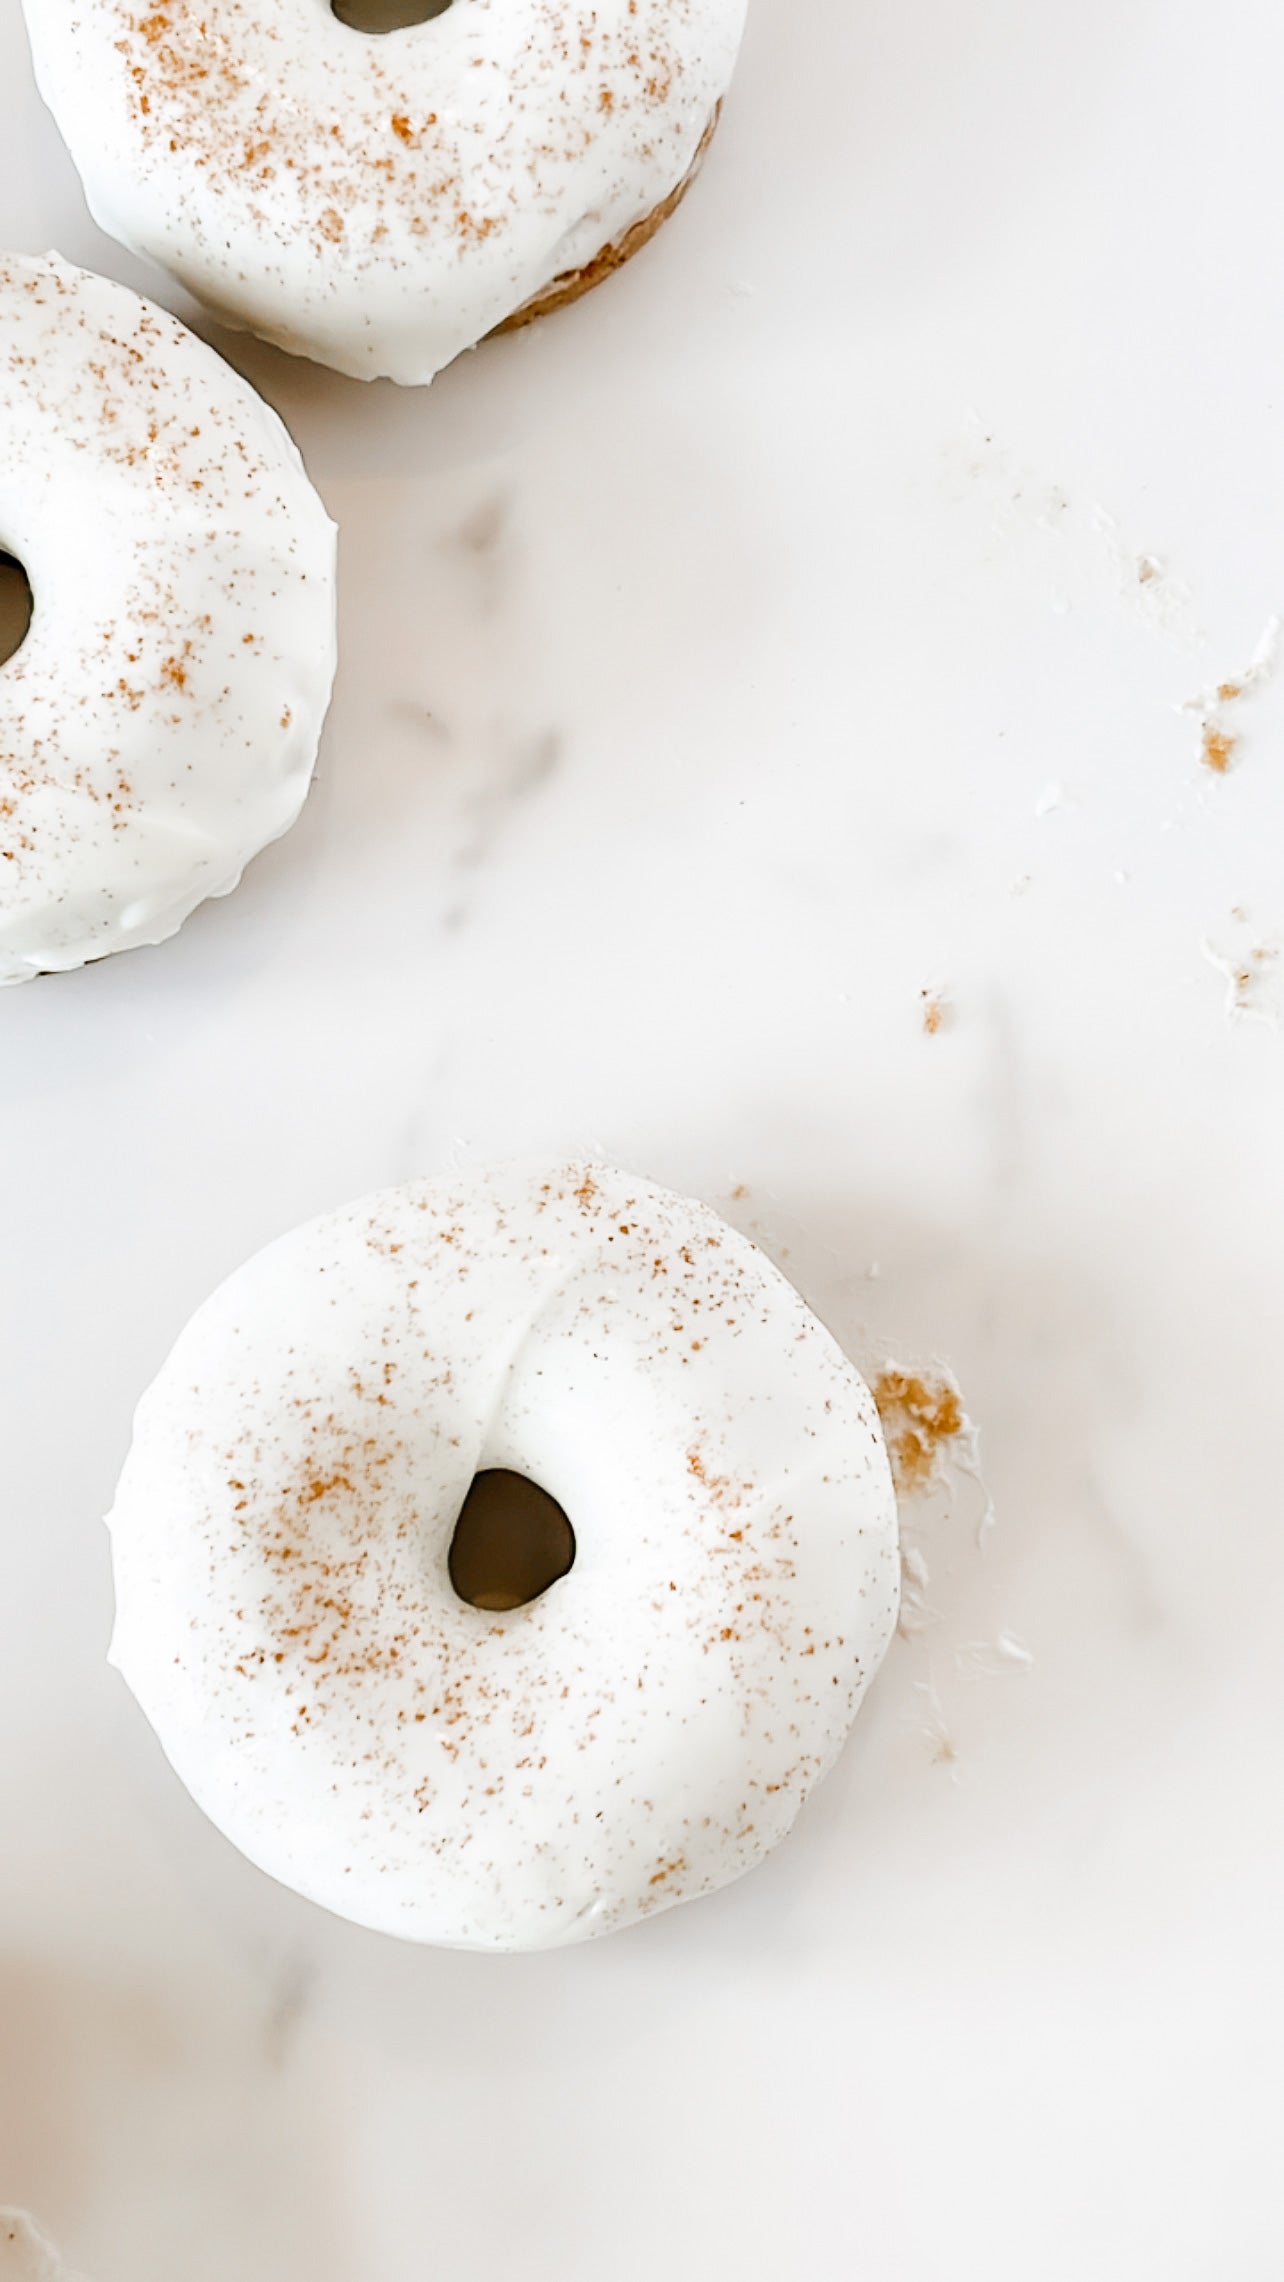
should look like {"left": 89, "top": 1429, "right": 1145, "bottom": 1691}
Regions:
{"left": 22, "top": 0, "right": 747, "bottom": 384}
{"left": 108, "top": 1163, "right": 900, "bottom": 1950}
{"left": 0, "top": 254, "right": 337, "bottom": 986}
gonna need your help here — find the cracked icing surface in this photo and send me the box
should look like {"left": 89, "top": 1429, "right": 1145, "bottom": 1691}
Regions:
{"left": 108, "top": 1162, "right": 899, "bottom": 1950}
{"left": 0, "top": 253, "right": 336, "bottom": 985}
{"left": 24, "top": 0, "right": 747, "bottom": 382}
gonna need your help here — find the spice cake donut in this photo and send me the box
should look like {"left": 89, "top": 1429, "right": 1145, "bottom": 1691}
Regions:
{"left": 22, "top": 0, "right": 747, "bottom": 384}
{"left": 108, "top": 1162, "right": 900, "bottom": 1949}
{"left": 0, "top": 254, "right": 336, "bottom": 985}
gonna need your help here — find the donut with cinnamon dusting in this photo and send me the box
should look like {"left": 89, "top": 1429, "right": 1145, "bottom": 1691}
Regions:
{"left": 23, "top": 0, "right": 745, "bottom": 383}
{"left": 0, "top": 253, "right": 335, "bottom": 985}
{"left": 108, "top": 1162, "right": 900, "bottom": 1948}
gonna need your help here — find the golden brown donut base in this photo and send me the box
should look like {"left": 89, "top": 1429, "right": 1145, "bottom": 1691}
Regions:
{"left": 491, "top": 105, "right": 722, "bottom": 336}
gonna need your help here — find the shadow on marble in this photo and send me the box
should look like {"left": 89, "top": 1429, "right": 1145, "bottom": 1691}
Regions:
{"left": 0, "top": 1952, "right": 356, "bottom": 2282}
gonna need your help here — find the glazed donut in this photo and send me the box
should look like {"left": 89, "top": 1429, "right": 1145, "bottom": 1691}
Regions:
{"left": 0, "top": 254, "right": 336, "bottom": 985}
{"left": 22, "top": 0, "right": 746, "bottom": 384}
{"left": 108, "top": 1162, "right": 899, "bottom": 1950}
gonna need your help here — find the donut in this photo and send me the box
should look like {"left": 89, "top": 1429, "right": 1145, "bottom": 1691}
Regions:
{"left": 108, "top": 1162, "right": 900, "bottom": 1950}
{"left": 0, "top": 254, "right": 336, "bottom": 985}
{"left": 21, "top": 0, "right": 747, "bottom": 384}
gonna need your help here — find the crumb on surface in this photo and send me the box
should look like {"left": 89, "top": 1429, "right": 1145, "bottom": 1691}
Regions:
{"left": 1202, "top": 723, "right": 1237, "bottom": 774}
{"left": 872, "top": 1367, "right": 965, "bottom": 1498}
{"left": 909, "top": 1680, "right": 959, "bottom": 1770}
{"left": 1201, "top": 929, "right": 1280, "bottom": 1026}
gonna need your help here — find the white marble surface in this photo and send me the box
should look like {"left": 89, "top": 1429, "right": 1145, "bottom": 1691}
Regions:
{"left": 2, "top": 0, "right": 1283, "bottom": 2274}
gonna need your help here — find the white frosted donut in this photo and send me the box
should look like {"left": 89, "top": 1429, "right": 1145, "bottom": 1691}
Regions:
{"left": 108, "top": 1162, "right": 899, "bottom": 1950}
{"left": 0, "top": 254, "right": 336, "bottom": 985}
{"left": 22, "top": 0, "right": 747, "bottom": 384}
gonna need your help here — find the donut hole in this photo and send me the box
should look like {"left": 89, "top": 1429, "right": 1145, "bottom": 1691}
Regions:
{"left": 449, "top": 1470, "right": 575, "bottom": 1613}
{"left": 331, "top": 0, "right": 453, "bottom": 31}
{"left": 0, "top": 551, "right": 33, "bottom": 669}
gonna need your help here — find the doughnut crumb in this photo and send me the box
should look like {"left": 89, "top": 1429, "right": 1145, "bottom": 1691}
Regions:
{"left": 871, "top": 1367, "right": 965, "bottom": 1497}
